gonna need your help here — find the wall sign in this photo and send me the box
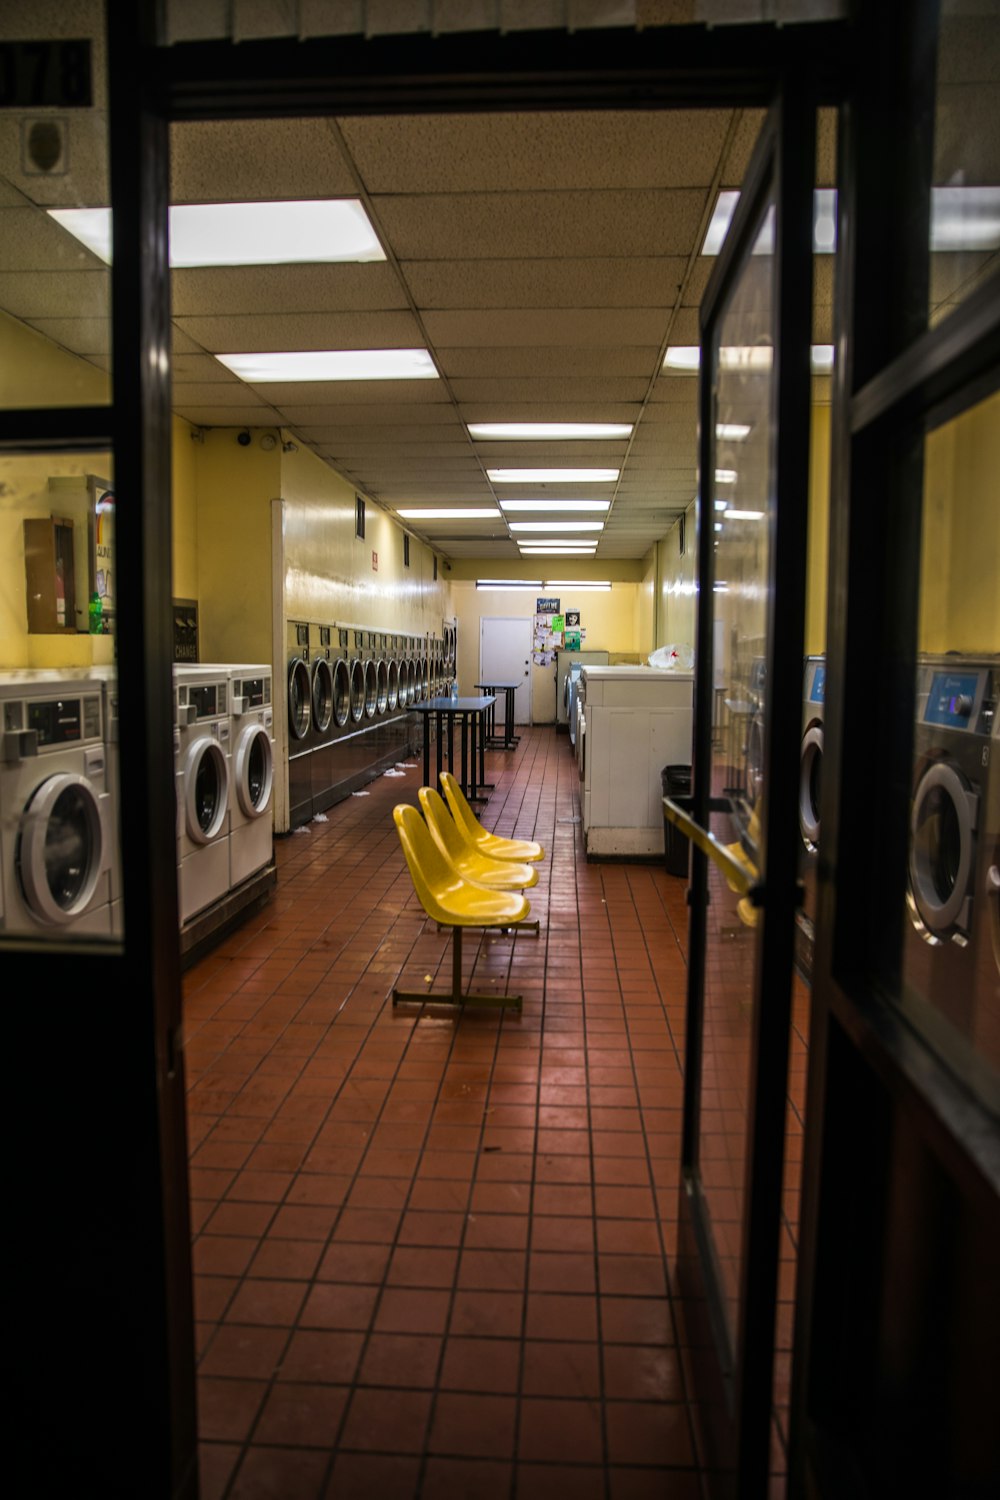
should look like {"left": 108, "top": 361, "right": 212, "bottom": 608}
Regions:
{"left": 536, "top": 596, "right": 560, "bottom": 613}
{"left": 0, "top": 40, "right": 92, "bottom": 107}
{"left": 372, "top": 550, "right": 378, "bottom": 571}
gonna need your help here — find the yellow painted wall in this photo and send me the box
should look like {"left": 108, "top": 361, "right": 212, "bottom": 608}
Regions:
{"left": 0, "top": 309, "right": 109, "bottom": 409}
{"left": 805, "top": 404, "right": 831, "bottom": 657}
{"left": 280, "top": 441, "right": 449, "bottom": 633}
{"left": 171, "top": 415, "right": 199, "bottom": 603}
{"left": 190, "top": 428, "right": 281, "bottom": 663}
{"left": 657, "top": 504, "right": 698, "bottom": 650}
{"left": 919, "top": 389, "right": 1000, "bottom": 655}
{"left": 635, "top": 547, "right": 656, "bottom": 659}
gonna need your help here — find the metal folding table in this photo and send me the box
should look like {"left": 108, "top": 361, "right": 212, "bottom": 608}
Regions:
{"left": 474, "top": 680, "right": 521, "bottom": 750}
{"left": 410, "top": 695, "right": 496, "bottom": 801}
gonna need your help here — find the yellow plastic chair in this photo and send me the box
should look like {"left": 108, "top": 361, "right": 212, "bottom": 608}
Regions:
{"left": 418, "top": 786, "right": 539, "bottom": 891}
{"left": 439, "top": 770, "right": 546, "bottom": 864}
{"left": 392, "top": 803, "right": 530, "bottom": 1011}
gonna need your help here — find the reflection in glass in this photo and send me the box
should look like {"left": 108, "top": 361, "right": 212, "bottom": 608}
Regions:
{"left": 699, "top": 190, "right": 777, "bottom": 1354}
{"left": 903, "top": 390, "right": 1000, "bottom": 1110}
{"left": 931, "top": 8, "right": 1000, "bottom": 324}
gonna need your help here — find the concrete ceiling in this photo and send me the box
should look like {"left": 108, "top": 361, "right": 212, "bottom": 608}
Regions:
{"left": 0, "top": 96, "right": 850, "bottom": 560}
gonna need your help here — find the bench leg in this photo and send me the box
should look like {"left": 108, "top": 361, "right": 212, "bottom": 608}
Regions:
{"left": 393, "top": 925, "right": 523, "bottom": 1011}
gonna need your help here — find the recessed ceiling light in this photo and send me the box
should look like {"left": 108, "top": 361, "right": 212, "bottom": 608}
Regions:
{"left": 714, "top": 500, "right": 728, "bottom": 511}
{"left": 509, "top": 521, "right": 605, "bottom": 533}
{"left": 397, "top": 507, "right": 501, "bottom": 519}
{"left": 723, "top": 509, "right": 765, "bottom": 521}
{"left": 487, "top": 468, "right": 619, "bottom": 483}
{"left": 48, "top": 199, "right": 386, "bottom": 267}
{"left": 519, "top": 540, "right": 599, "bottom": 549}
{"left": 216, "top": 349, "right": 439, "bottom": 382}
{"left": 810, "top": 345, "right": 835, "bottom": 373}
{"left": 716, "top": 423, "right": 751, "bottom": 441}
{"left": 469, "top": 422, "right": 633, "bottom": 440}
{"left": 499, "top": 500, "right": 611, "bottom": 513}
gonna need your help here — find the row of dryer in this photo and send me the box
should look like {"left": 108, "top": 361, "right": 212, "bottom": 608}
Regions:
{"left": 287, "top": 619, "right": 457, "bottom": 826}
{"left": 0, "top": 662, "right": 275, "bottom": 942}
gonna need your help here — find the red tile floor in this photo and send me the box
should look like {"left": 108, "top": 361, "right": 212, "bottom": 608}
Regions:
{"left": 184, "top": 726, "right": 801, "bottom": 1499}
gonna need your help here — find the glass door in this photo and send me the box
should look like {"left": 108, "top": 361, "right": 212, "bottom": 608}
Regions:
{"left": 669, "top": 90, "right": 817, "bottom": 1499}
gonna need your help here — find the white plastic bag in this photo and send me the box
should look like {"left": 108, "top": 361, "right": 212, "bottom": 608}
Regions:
{"left": 648, "top": 643, "right": 695, "bottom": 670}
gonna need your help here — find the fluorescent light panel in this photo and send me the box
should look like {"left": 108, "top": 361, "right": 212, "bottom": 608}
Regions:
{"left": 476, "top": 580, "right": 542, "bottom": 590}
{"left": 499, "top": 500, "right": 611, "bottom": 513}
{"left": 397, "top": 507, "right": 500, "bottom": 519}
{"left": 509, "top": 521, "right": 605, "bottom": 533}
{"left": 519, "top": 547, "right": 599, "bottom": 556}
{"left": 724, "top": 509, "right": 765, "bottom": 521}
{"left": 700, "top": 185, "right": 999, "bottom": 257}
{"left": 487, "top": 468, "right": 619, "bottom": 483}
{"left": 48, "top": 199, "right": 385, "bottom": 267}
{"left": 544, "top": 581, "right": 612, "bottom": 590}
{"left": 716, "top": 423, "right": 751, "bottom": 440}
{"left": 663, "top": 345, "right": 834, "bottom": 374}
{"left": 469, "top": 423, "right": 632, "bottom": 440}
{"left": 216, "top": 349, "right": 439, "bottom": 382}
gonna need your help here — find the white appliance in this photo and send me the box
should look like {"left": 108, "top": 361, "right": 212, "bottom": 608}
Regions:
{"left": 228, "top": 664, "right": 275, "bottom": 889}
{"left": 174, "top": 665, "right": 231, "bottom": 925}
{"left": 558, "top": 649, "right": 610, "bottom": 731}
{"left": 578, "top": 666, "right": 695, "bottom": 858}
{"left": 88, "top": 666, "right": 122, "bottom": 937}
{"left": 0, "top": 672, "right": 113, "bottom": 937}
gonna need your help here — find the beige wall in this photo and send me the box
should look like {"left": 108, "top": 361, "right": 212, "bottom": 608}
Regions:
{"left": 635, "top": 547, "right": 656, "bottom": 659}
{"left": 657, "top": 504, "right": 698, "bottom": 651}
{"left": 0, "top": 309, "right": 109, "bottom": 409}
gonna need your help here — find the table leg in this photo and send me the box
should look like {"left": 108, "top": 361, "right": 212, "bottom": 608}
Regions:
{"left": 447, "top": 712, "right": 454, "bottom": 773}
{"left": 506, "top": 688, "right": 515, "bottom": 748}
{"left": 422, "top": 713, "right": 431, "bottom": 788}
{"left": 460, "top": 712, "right": 469, "bottom": 794}
{"left": 435, "top": 710, "right": 444, "bottom": 784}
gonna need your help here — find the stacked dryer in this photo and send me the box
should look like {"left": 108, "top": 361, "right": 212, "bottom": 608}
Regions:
{"left": 173, "top": 664, "right": 231, "bottom": 925}
{"left": 228, "top": 665, "right": 275, "bottom": 890}
{"left": 0, "top": 671, "right": 114, "bottom": 938}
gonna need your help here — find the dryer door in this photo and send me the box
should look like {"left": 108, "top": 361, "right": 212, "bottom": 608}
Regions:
{"left": 288, "top": 658, "right": 311, "bottom": 741}
{"left": 234, "top": 724, "right": 274, "bottom": 818}
{"left": 183, "top": 737, "right": 230, "bottom": 844}
{"left": 332, "top": 659, "right": 351, "bottom": 728}
{"left": 799, "top": 724, "right": 823, "bottom": 849}
{"left": 17, "top": 771, "right": 107, "bottom": 925}
{"left": 909, "top": 759, "right": 978, "bottom": 938}
{"left": 311, "top": 659, "right": 334, "bottom": 734}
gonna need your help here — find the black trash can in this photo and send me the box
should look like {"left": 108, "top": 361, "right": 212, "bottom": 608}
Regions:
{"left": 661, "top": 764, "right": 692, "bottom": 877}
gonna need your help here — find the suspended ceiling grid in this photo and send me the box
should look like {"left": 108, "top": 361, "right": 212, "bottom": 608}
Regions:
{"left": 0, "top": 96, "right": 845, "bottom": 560}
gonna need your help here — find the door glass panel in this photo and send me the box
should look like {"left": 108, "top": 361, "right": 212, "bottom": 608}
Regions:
{"left": 701, "top": 186, "right": 777, "bottom": 1354}
{"left": 902, "top": 388, "right": 1000, "bottom": 1112}
{"left": 930, "top": 6, "right": 1000, "bottom": 326}
{"left": 0, "top": 3, "right": 111, "bottom": 403}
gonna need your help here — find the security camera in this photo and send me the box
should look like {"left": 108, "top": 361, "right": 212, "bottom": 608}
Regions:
{"left": 237, "top": 429, "right": 251, "bottom": 447}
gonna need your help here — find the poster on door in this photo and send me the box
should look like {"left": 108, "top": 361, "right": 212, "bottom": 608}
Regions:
{"left": 89, "top": 474, "right": 114, "bottom": 622}
{"left": 533, "top": 597, "right": 560, "bottom": 665}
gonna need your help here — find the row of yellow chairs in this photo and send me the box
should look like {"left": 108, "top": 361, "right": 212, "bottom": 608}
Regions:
{"left": 392, "top": 771, "right": 545, "bottom": 1012}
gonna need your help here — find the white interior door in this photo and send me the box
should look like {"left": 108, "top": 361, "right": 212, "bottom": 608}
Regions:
{"left": 480, "top": 617, "right": 532, "bottom": 723}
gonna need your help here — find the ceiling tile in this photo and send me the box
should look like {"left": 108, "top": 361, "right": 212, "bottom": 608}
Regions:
{"left": 372, "top": 189, "right": 708, "bottom": 260}
{"left": 423, "top": 308, "right": 669, "bottom": 347}
{"left": 437, "top": 345, "right": 660, "bottom": 378}
{"left": 174, "top": 403, "right": 275, "bottom": 425}
{"left": 449, "top": 377, "right": 650, "bottom": 403}
{"left": 171, "top": 118, "right": 358, "bottom": 201}
{"left": 340, "top": 110, "right": 733, "bottom": 192}
{"left": 172, "top": 309, "right": 423, "bottom": 351}
{"left": 0, "top": 270, "right": 108, "bottom": 320}
{"left": 171, "top": 263, "right": 409, "bottom": 317}
{"left": 403, "top": 256, "right": 689, "bottom": 309}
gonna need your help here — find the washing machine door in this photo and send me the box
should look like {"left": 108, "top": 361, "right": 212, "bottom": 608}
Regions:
{"left": 909, "top": 758, "right": 979, "bottom": 938}
{"left": 386, "top": 660, "right": 399, "bottom": 712}
{"left": 16, "top": 771, "right": 107, "bottom": 925}
{"left": 799, "top": 723, "right": 823, "bottom": 849}
{"left": 183, "top": 736, "right": 230, "bottom": 844}
{"left": 311, "top": 658, "right": 334, "bottom": 733}
{"left": 234, "top": 723, "right": 273, "bottom": 818}
{"left": 332, "top": 658, "right": 351, "bottom": 727}
{"left": 349, "top": 660, "right": 365, "bottom": 723}
{"left": 287, "top": 658, "right": 311, "bottom": 741}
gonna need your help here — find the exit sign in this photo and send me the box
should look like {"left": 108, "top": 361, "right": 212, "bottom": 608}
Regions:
{"left": 371, "top": 550, "right": 378, "bottom": 571}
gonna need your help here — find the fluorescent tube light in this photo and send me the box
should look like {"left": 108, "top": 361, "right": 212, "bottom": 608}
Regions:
{"left": 48, "top": 199, "right": 386, "bottom": 267}
{"left": 714, "top": 522, "right": 723, "bottom": 532}
{"left": 723, "top": 509, "right": 765, "bottom": 521}
{"left": 487, "top": 468, "right": 619, "bottom": 483}
{"left": 216, "top": 349, "right": 439, "bottom": 382}
{"left": 469, "top": 422, "right": 632, "bottom": 440}
{"left": 715, "top": 470, "right": 738, "bottom": 483}
{"left": 397, "top": 507, "right": 500, "bottom": 519}
{"left": 476, "top": 580, "right": 542, "bottom": 590}
{"left": 930, "top": 186, "right": 1000, "bottom": 251}
{"left": 509, "top": 521, "right": 605, "bottom": 533}
{"left": 544, "top": 581, "right": 612, "bottom": 591}
{"left": 716, "top": 423, "right": 751, "bottom": 441}
{"left": 518, "top": 547, "right": 600, "bottom": 556}
{"left": 713, "top": 582, "right": 730, "bottom": 592}
{"left": 714, "top": 500, "right": 728, "bottom": 511}
{"left": 663, "top": 345, "right": 834, "bottom": 374}
{"left": 499, "top": 500, "right": 610, "bottom": 513}
{"left": 701, "top": 191, "right": 741, "bottom": 255}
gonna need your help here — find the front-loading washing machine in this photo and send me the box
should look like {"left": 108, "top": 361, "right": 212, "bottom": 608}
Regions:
{"left": 174, "top": 664, "right": 231, "bottom": 925}
{"left": 0, "top": 673, "right": 113, "bottom": 937}
{"left": 796, "top": 654, "right": 826, "bottom": 983}
{"left": 904, "top": 655, "right": 999, "bottom": 1094}
{"left": 228, "top": 665, "right": 275, "bottom": 889}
